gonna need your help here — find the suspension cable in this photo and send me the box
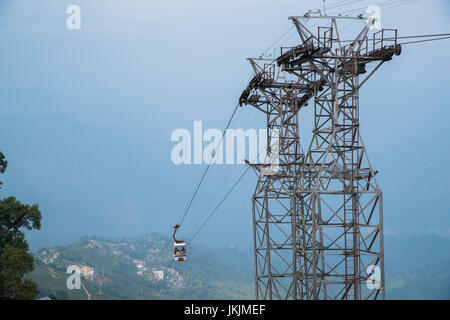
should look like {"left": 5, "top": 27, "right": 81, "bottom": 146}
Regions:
{"left": 150, "top": 103, "right": 240, "bottom": 269}
{"left": 187, "top": 165, "right": 251, "bottom": 244}
{"left": 338, "top": 0, "right": 419, "bottom": 15}
{"left": 399, "top": 36, "right": 450, "bottom": 45}
{"left": 160, "top": 135, "right": 270, "bottom": 271}
{"left": 163, "top": 166, "right": 251, "bottom": 271}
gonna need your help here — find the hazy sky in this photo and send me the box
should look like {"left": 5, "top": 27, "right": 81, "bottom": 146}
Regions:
{"left": 0, "top": 0, "right": 449, "bottom": 250}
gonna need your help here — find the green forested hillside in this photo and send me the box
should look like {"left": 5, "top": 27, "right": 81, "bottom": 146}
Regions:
{"left": 31, "top": 233, "right": 450, "bottom": 300}
{"left": 31, "top": 234, "right": 254, "bottom": 300}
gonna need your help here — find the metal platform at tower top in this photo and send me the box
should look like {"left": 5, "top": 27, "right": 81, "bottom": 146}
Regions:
{"left": 239, "top": 12, "right": 401, "bottom": 300}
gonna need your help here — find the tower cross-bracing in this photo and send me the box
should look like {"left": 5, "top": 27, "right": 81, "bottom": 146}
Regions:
{"left": 239, "top": 12, "right": 401, "bottom": 300}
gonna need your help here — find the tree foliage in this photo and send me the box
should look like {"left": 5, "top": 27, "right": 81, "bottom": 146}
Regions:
{"left": 0, "top": 152, "right": 42, "bottom": 299}
{"left": 0, "top": 151, "right": 7, "bottom": 188}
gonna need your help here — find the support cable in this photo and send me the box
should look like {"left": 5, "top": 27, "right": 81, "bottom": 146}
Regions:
{"left": 187, "top": 165, "right": 251, "bottom": 244}
{"left": 399, "top": 36, "right": 450, "bottom": 45}
{"left": 150, "top": 103, "right": 240, "bottom": 269}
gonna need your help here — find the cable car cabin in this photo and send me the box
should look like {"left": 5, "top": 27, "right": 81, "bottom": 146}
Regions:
{"left": 173, "top": 241, "right": 187, "bottom": 261}
{"left": 172, "top": 224, "right": 187, "bottom": 261}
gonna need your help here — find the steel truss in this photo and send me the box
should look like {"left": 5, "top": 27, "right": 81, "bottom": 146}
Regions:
{"left": 239, "top": 12, "right": 401, "bottom": 300}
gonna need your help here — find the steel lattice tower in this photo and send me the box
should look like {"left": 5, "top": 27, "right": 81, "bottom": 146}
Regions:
{"left": 239, "top": 12, "right": 401, "bottom": 300}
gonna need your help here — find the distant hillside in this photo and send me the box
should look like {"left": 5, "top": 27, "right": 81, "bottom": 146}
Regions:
{"left": 31, "top": 234, "right": 254, "bottom": 300}
{"left": 385, "top": 234, "right": 450, "bottom": 299}
{"left": 31, "top": 233, "right": 450, "bottom": 300}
